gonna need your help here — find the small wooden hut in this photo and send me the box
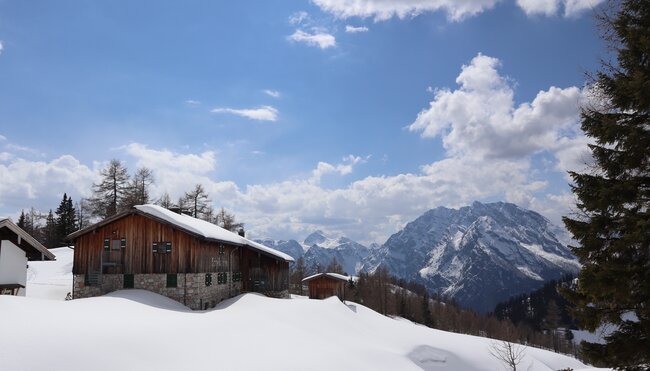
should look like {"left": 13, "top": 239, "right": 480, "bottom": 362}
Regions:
{"left": 67, "top": 204, "right": 293, "bottom": 309}
{"left": 302, "top": 272, "right": 351, "bottom": 300}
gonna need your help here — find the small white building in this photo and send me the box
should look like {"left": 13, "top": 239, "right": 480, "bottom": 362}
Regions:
{"left": 0, "top": 217, "right": 55, "bottom": 296}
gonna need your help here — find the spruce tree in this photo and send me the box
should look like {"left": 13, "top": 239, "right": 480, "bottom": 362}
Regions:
{"left": 562, "top": 1, "right": 650, "bottom": 368}
{"left": 55, "top": 193, "right": 77, "bottom": 245}
{"left": 42, "top": 210, "right": 58, "bottom": 248}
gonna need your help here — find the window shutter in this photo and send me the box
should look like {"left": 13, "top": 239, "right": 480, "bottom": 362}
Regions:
{"left": 103, "top": 238, "right": 110, "bottom": 251}
{"left": 152, "top": 242, "right": 158, "bottom": 253}
{"left": 124, "top": 274, "right": 134, "bottom": 288}
{"left": 121, "top": 238, "right": 127, "bottom": 248}
{"left": 166, "top": 274, "right": 177, "bottom": 288}
{"left": 165, "top": 242, "right": 172, "bottom": 253}
{"left": 205, "top": 273, "right": 212, "bottom": 287}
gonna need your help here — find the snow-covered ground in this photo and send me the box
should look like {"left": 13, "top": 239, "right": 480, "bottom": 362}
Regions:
{"left": 1, "top": 247, "right": 609, "bottom": 371}
{"left": 26, "top": 246, "right": 73, "bottom": 300}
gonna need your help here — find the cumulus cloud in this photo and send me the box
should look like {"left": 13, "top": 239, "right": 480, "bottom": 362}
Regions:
{"left": 0, "top": 41, "right": 3, "bottom": 55}
{"left": 0, "top": 54, "right": 593, "bottom": 245}
{"left": 288, "top": 30, "right": 336, "bottom": 49}
{"left": 311, "top": 155, "right": 369, "bottom": 183}
{"left": 409, "top": 53, "right": 590, "bottom": 172}
{"left": 345, "top": 25, "right": 369, "bottom": 33}
{"left": 0, "top": 155, "right": 95, "bottom": 213}
{"left": 312, "top": 0, "right": 501, "bottom": 22}
{"left": 263, "top": 89, "right": 281, "bottom": 98}
{"left": 211, "top": 105, "right": 279, "bottom": 121}
{"left": 516, "top": 0, "right": 604, "bottom": 16}
{"left": 313, "top": 0, "right": 600, "bottom": 21}
{"left": 185, "top": 99, "right": 201, "bottom": 106}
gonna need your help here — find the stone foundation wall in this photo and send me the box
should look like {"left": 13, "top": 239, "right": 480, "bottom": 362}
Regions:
{"left": 73, "top": 273, "right": 242, "bottom": 310}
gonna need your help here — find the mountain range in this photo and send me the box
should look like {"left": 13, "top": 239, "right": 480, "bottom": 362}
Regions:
{"left": 256, "top": 201, "right": 580, "bottom": 313}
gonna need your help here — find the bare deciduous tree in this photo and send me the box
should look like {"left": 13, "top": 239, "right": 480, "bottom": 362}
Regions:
{"left": 489, "top": 340, "right": 526, "bottom": 371}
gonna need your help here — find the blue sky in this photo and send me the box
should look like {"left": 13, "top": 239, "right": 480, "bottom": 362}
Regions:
{"left": 0, "top": 0, "right": 605, "bottom": 244}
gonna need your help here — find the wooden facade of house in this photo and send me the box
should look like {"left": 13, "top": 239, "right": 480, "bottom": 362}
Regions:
{"left": 302, "top": 273, "right": 350, "bottom": 300}
{"left": 68, "top": 205, "right": 292, "bottom": 309}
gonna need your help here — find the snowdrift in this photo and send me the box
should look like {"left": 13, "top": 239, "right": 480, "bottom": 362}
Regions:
{"left": 0, "top": 246, "right": 607, "bottom": 371}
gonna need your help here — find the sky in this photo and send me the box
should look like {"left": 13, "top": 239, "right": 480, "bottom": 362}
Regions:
{"left": 0, "top": 0, "right": 606, "bottom": 245}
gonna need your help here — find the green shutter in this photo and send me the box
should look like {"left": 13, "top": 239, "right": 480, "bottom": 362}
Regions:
{"left": 205, "top": 273, "right": 212, "bottom": 287}
{"left": 121, "top": 238, "right": 127, "bottom": 248}
{"left": 165, "top": 242, "right": 172, "bottom": 253}
{"left": 124, "top": 274, "right": 134, "bottom": 288}
{"left": 152, "top": 242, "right": 158, "bottom": 253}
{"left": 166, "top": 274, "right": 177, "bottom": 288}
{"left": 103, "top": 238, "right": 110, "bottom": 251}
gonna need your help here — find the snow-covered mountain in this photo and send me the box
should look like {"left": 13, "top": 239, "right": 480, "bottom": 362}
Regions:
{"left": 254, "top": 238, "right": 306, "bottom": 260}
{"left": 363, "top": 201, "right": 580, "bottom": 313}
{"left": 302, "top": 230, "right": 370, "bottom": 275}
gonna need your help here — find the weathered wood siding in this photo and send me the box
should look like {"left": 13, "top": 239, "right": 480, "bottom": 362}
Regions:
{"left": 240, "top": 247, "right": 289, "bottom": 293}
{"left": 308, "top": 276, "right": 344, "bottom": 299}
{"left": 72, "top": 213, "right": 240, "bottom": 275}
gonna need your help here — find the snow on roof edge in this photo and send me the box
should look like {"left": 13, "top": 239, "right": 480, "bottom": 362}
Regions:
{"left": 134, "top": 205, "right": 293, "bottom": 262}
{"left": 302, "top": 272, "right": 354, "bottom": 282}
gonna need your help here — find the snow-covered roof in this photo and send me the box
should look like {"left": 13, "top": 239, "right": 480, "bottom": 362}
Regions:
{"left": 135, "top": 205, "right": 294, "bottom": 262}
{"left": 69, "top": 204, "right": 292, "bottom": 262}
{"left": 302, "top": 272, "right": 353, "bottom": 283}
{"left": 0, "top": 218, "right": 55, "bottom": 261}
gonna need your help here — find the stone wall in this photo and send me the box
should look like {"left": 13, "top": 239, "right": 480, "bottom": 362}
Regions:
{"left": 73, "top": 272, "right": 242, "bottom": 310}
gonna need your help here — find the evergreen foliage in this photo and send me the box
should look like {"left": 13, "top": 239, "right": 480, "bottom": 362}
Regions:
{"left": 55, "top": 193, "right": 77, "bottom": 246}
{"left": 562, "top": 1, "right": 650, "bottom": 368}
{"left": 494, "top": 275, "right": 576, "bottom": 332}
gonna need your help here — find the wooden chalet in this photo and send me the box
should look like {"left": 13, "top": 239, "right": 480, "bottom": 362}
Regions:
{"left": 0, "top": 217, "right": 55, "bottom": 296}
{"left": 302, "top": 272, "right": 351, "bottom": 300}
{"left": 67, "top": 204, "right": 293, "bottom": 309}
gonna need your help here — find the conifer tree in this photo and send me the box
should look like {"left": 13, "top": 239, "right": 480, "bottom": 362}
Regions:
{"left": 17, "top": 210, "right": 27, "bottom": 230}
{"left": 562, "top": 1, "right": 650, "bottom": 368}
{"left": 55, "top": 193, "right": 77, "bottom": 245}
{"left": 42, "top": 210, "right": 58, "bottom": 248}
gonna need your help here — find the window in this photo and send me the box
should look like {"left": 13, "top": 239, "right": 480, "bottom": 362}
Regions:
{"left": 153, "top": 242, "right": 172, "bottom": 253}
{"left": 166, "top": 274, "right": 177, "bottom": 288}
{"left": 205, "top": 273, "right": 212, "bottom": 287}
{"left": 219, "top": 244, "right": 225, "bottom": 255}
{"left": 103, "top": 238, "right": 110, "bottom": 251}
{"left": 111, "top": 239, "right": 121, "bottom": 251}
{"left": 124, "top": 274, "right": 134, "bottom": 288}
{"left": 232, "top": 272, "right": 241, "bottom": 282}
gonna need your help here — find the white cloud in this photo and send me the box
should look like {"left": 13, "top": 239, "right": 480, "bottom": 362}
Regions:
{"left": 409, "top": 53, "right": 589, "bottom": 167}
{"left": 345, "top": 25, "right": 369, "bottom": 33}
{"left": 123, "top": 143, "right": 219, "bottom": 200}
{"left": 288, "top": 30, "right": 336, "bottom": 49}
{"left": 312, "top": 0, "right": 501, "bottom": 22}
{"left": 0, "top": 41, "right": 3, "bottom": 55}
{"left": 313, "top": 0, "right": 600, "bottom": 21}
{"left": 0, "top": 55, "right": 593, "bottom": 245}
{"left": 185, "top": 99, "right": 201, "bottom": 106}
{"left": 0, "top": 134, "right": 6, "bottom": 141}
{"left": 263, "top": 90, "right": 281, "bottom": 98}
{"left": 0, "top": 155, "right": 95, "bottom": 212}
{"left": 563, "top": 0, "right": 603, "bottom": 17}
{"left": 516, "top": 0, "right": 604, "bottom": 16}
{"left": 211, "top": 105, "right": 279, "bottom": 121}
{"left": 311, "top": 155, "right": 369, "bottom": 183}
{"left": 289, "top": 11, "right": 311, "bottom": 25}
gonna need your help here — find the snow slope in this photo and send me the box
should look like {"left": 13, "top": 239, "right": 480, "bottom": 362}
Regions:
{"left": 7, "top": 241, "right": 608, "bottom": 371}
{"left": 0, "top": 292, "right": 607, "bottom": 371}
{"left": 26, "top": 246, "right": 73, "bottom": 300}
